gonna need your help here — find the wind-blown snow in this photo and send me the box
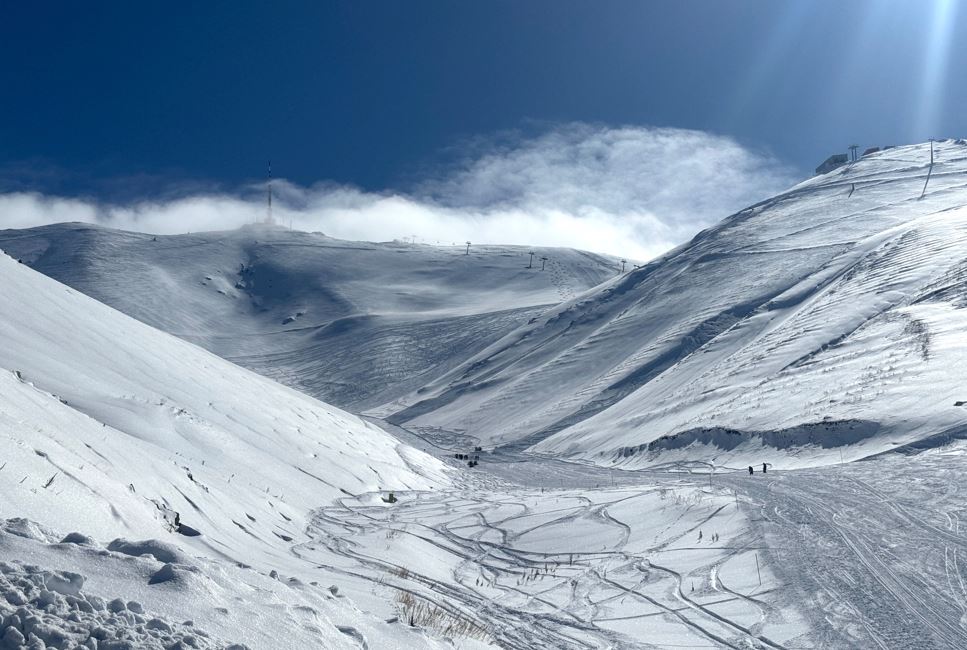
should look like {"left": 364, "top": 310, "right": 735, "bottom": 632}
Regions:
{"left": 8, "top": 143, "right": 967, "bottom": 469}
{"left": 382, "top": 141, "right": 967, "bottom": 468}
{"left": 0, "top": 225, "right": 620, "bottom": 410}
{"left": 0, "top": 250, "right": 454, "bottom": 647}
{"left": 0, "top": 249, "right": 446, "bottom": 542}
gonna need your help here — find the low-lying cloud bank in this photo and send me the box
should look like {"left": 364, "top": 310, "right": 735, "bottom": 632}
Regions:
{"left": 0, "top": 124, "right": 797, "bottom": 260}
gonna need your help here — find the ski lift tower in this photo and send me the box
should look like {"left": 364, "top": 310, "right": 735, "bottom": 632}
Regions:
{"left": 848, "top": 144, "right": 859, "bottom": 162}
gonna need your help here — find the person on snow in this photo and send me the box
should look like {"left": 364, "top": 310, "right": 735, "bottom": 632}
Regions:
{"left": 748, "top": 465, "right": 754, "bottom": 475}
{"left": 698, "top": 530, "right": 703, "bottom": 542}
{"left": 762, "top": 463, "right": 768, "bottom": 474}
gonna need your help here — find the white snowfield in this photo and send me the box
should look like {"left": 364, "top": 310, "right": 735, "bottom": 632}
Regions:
{"left": 0, "top": 224, "right": 620, "bottom": 411}
{"left": 382, "top": 140, "right": 967, "bottom": 468}
{"left": 0, "top": 250, "right": 454, "bottom": 648}
{"left": 8, "top": 141, "right": 967, "bottom": 649}
{"left": 4, "top": 144, "right": 967, "bottom": 473}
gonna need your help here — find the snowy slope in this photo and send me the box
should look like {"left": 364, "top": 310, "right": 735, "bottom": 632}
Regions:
{"left": 0, "top": 250, "right": 454, "bottom": 647}
{"left": 0, "top": 224, "right": 620, "bottom": 410}
{"left": 383, "top": 141, "right": 967, "bottom": 467}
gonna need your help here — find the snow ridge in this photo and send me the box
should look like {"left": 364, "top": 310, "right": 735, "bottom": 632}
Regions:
{"left": 385, "top": 141, "right": 967, "bottom": 467}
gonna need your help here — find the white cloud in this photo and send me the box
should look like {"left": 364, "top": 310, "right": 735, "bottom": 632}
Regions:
{"left": 0, "top": 124, "right": 797, "bottom": 260}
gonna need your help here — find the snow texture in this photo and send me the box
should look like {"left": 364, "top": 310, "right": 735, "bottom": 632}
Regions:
{"left": 0, "top": 225, "right": 620, "bottom": 411}
{"left": 6, "top": 140, "right": 967, "bottom": 648}
{"left": 0, "top": 245, "right": 455, "bottom": 648}
{"left": 376, "top": 141, "right": 967, "bottom": 468}
{"left": 0, "top": 559, "right": 236, "bottom": 650}
{"left": 0, "top": 243, "right": 446, "bottom": 545}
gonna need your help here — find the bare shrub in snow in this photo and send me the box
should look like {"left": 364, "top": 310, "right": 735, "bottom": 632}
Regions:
{"left": 394, "top": 590, "right": 490, "bottom": 643}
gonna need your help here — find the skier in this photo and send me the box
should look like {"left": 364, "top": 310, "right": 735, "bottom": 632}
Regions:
{"left": 762, "top": 462, "right": 768, "bottom": 474}
{"left": 698, "top": 530, "right": 703, "bottom": 542}
{"left": 748, "top": 465, "right": 754, "bottom": 475}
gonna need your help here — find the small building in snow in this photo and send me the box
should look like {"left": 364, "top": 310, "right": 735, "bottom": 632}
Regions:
{"left": 815, "top": 153, "right": 849, "bottom": 175}
{"left": 862, "top": 147, "right": 881, "bottom": 157}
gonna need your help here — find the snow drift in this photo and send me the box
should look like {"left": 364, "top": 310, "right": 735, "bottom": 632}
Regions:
{"left": 0, "top": 245, "right": 463, "bottom": 647}
{"left": 0, "top": 248, "right": 446, "bottom": 560}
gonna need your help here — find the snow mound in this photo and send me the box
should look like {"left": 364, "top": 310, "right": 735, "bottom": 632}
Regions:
{"left": 1, "top": 520, "right": 58, "bottom": 545}
{"left": 58, "top": 535, "right": 96, "bottom": 548}
{"left": 0, "top": 560, "right": 240, "bottom": 650}
{"left": 146, "top": 564, "right": 199, "bottom": 587}
{"left": 0, "top": 518, "right": 468, "bottom": 650}
{"left": 105, "top": 540, "right": 189, "bottom": 566}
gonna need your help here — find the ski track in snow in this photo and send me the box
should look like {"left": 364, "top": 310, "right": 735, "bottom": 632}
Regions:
{"left": 294, "top": 442, "right": 788, "bottom": 649}
{"left": 286, "top": 429, "right": 967, "bottom": 649}
{"left": 720, "top": 449, "right": 967, "bottom": 649}
{"left": 9, "top": 142, "right": 967, "bottom": 647}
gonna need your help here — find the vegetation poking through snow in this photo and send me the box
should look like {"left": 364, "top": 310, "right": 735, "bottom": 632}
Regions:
{"left": 394, "top": 590, "right": 491, "bottom": 643}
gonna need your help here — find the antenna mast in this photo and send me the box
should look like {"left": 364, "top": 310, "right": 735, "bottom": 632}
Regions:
{"left": 266, "top": 161, "right": 274, "bottom": 225}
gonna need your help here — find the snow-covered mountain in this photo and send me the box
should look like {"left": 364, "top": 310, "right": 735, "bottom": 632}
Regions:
{"left": 378, "top": 141, "right": 967, "bottom": 468}
{"left": 0, "top": 250, "right": 454, "bottom": 648}
{"left": 7, "top": 141, "right": 967, "bottom": 473}
{"left": 7, "top": 142, "right": 967, "bottom": 649}
{"left": 0, "top": 224, "right": 619, "bottom": 410}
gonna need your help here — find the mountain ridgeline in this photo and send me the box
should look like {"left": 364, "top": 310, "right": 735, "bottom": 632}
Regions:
{"left": 0, "top": 226, "right": 620, "bottom": 410}
{"left": 5, "top": 140, "right": 967, "bottom": 468}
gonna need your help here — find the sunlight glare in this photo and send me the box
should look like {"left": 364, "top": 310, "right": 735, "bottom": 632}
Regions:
{"left": 916, "top": 0, "right": 958, "bottom": 138}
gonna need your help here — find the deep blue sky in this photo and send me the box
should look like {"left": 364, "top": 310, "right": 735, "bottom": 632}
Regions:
{"left": 2, "top": 0, "right": 965, "bottom": 198}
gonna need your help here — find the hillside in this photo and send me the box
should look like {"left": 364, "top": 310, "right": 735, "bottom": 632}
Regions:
{"left": 0, "top": 250, "right": 452, "bottom": 648}
{"left": 6, "top": 142, "right": 967, "bottom": 473}
{"left": 0, "top": 225, "right": 620, "bottom": 410}
{"left": 379, "top": 141, "right": 967, "bottom": 468}
{"left": 7, "top": 144, "right": 967, "bottom": 648}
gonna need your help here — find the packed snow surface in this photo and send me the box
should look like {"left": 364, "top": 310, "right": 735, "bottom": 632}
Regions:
{"left": 9, "top": 444, "right": 967, "bottom": 649}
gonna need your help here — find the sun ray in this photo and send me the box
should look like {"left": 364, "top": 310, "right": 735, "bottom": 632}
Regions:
{"left": 916, "top": 0, "right": 958, "bottom": 138}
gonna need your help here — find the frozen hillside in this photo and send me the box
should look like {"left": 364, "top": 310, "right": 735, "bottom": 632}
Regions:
{"left": 383, "top": 141, "right": 967, "bottom": 468}
{"left": 0, "top": 251, "right": 453, "bottom": 648}
{"left": 0, "top": 225, "right": 619, "bottom": 410}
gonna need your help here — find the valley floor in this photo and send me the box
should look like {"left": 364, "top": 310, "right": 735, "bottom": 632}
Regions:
{"left": 6, "top": 426, "right": 967, "bottom": 648}
{"left": 301, "top": 427, "right": 967, "bottom": 649}
{"left": 719, "top": 448, "right": 967, "bottom": 649}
